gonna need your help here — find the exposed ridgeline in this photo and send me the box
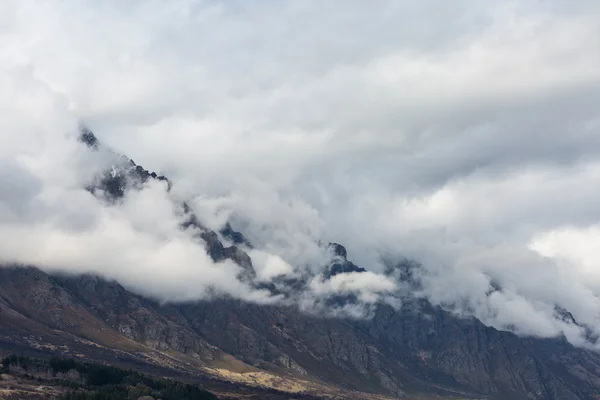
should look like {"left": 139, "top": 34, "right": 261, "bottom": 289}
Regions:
{"left": 76, "top": 126, "right": 379, "bottom": 296}
{"left": 79, "top": 126, "right": 256, "bottom": 283}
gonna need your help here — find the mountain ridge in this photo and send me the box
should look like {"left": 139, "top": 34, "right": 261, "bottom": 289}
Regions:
{"left": 1, "top": 127, "right": 600, "bottom": 399}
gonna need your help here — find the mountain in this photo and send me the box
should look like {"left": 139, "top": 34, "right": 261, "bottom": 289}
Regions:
{"left": 1, "top": 128, "right": 600, "bottom": 400}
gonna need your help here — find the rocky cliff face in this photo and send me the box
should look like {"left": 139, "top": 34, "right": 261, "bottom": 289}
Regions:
{"left": 53, "top": 274, "right": 218, "bottom": 360}
{"left": 1, "top": 128, "right": 600, "bottom": 400}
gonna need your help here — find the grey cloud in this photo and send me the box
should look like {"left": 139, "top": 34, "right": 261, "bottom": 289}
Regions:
{"left": 0, "top": 161, "right": 42, "bottom": 218}
{"left": 2, "top": 0, "right": 600, "bottom": 347}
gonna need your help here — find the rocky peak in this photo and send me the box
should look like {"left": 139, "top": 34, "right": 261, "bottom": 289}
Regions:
{"left": 78, "top": 126, "right": 257, "bottom": 282}
{"left": 329, "top": 242, "right": 347, "bottom": 259}
{"left": 76, "top": 127, "right": 172, "bottom": 199}
{"left": 220, "top": 222, "right": 251, "bottom": 247}
{"left": 79, "top": 125, "right": 99, "bottom": 148}
{"left": 323, "top": 243, "right": 367, "bottom": 280}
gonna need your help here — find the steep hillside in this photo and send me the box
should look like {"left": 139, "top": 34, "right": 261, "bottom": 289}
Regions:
{"left": 2, "top": 265, "right": 600, "bottom": 399}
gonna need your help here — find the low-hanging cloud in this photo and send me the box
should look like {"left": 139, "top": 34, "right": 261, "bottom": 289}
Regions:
{"left": 2, "top": 0, "right": 600, "bottom": 348}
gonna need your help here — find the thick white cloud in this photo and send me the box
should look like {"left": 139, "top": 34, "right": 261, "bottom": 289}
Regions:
{"left": 2, "top": 0, "right": 600, "bottom": 346}
{"left": 0, "top": 67, "right": 278, "bottom": 304}
{"left": 309, "top": 272, "right": 397, "bottom": 303}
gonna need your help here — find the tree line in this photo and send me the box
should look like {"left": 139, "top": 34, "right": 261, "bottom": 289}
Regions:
{"left": 1, "top": 354, "right": 217, "bottom": 400}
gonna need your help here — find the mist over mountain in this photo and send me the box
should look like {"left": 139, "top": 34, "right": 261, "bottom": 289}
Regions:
{"left": 2, "top": 1, "right": 600, "bottom": 398}
{"left": 2, "top": 0, "right": 600, "bottom": 348}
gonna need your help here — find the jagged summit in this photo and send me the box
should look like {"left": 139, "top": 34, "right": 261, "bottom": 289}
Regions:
{"left": 329, "top": 242, "right": 348, "bottom": 259}
{"left": 79, "top": 125, "right": 99, "bottom": 148}
{"left": 323, "top": 243, "right": 367, "bottom": 280}
{"left": 78, "top": 126, "right": 256, "bottom": 282}
{"left": 79, "top": 126, "right": 171, "bottom": 199}
{"left": 77, "top": 126, "right": 380, "bottom": 294}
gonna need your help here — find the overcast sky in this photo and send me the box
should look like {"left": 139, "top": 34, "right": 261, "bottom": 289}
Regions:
{"left": 2, "top": 0, "right": 600, "bottom": 347}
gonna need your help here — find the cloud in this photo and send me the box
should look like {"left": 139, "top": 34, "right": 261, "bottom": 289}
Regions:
{"left": 0, "top": 68, "right": 280, "bottom": 304}
{"left": 2, "top": 0, "right": 600, "bottom": 346}
{"left": 309, "top": 272, "right": 397, "bottom": 303}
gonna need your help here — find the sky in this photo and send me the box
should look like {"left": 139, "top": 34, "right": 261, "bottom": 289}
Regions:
{"left": 2, "top": 0, "right": 600, "bottom": 347}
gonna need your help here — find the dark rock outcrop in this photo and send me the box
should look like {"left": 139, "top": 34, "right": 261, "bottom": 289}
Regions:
{"left": 221, "top": 222, "right": 251, "bottom": 247}
{"left": 323, "top": 243, "right": 366, "bottom": 280}
{"left": 79, "top": 127, "right": 257, "bottom": 284}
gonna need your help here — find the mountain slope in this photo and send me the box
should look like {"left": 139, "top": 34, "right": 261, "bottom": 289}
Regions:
{"left": 1, "top": 128, "right": 600, "bottom": 399}
{"left": 2, "top": 264, "right": 600, "bottom": 399}
{"left": 0, "top": 267, "right": 394, "bottom": 399}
